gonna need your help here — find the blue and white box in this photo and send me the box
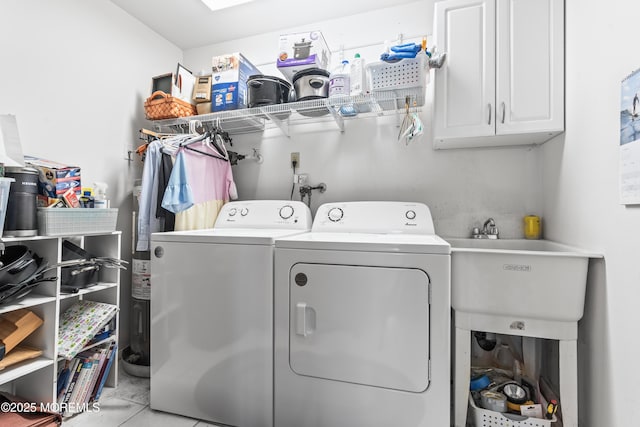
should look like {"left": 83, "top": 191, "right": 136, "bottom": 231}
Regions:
{"left": 277, "top": 30, "right": 331, "bottom": 81}
{"left": 211, "top": 53, "right": 260, "bottom": 111}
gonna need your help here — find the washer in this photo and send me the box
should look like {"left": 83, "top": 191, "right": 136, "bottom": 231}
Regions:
{"left": 274, "top": 201, "right": 451, "bottom": 427}
{"left": 150, "top": 200, "right": 312, "bottom": 426}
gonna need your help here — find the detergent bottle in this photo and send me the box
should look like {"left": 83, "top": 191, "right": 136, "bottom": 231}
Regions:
{"left": 329, "top": 60, "right": 351, "bottom": 98}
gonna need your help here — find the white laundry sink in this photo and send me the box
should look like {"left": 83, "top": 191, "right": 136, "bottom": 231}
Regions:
{"left": 446, "top": 238, "right": 599, "bottom": 322}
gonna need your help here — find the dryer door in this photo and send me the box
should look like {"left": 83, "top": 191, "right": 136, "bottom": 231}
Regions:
{"left": 289, "top": 263, "right": 430, "bottom": 392}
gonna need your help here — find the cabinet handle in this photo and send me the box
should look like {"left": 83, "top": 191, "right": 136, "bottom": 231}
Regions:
{"left": 501, "top": 102, "right": 506, "bottom": 124}
{"left": 487, "top": 104, "right": 492, "bottom": 125}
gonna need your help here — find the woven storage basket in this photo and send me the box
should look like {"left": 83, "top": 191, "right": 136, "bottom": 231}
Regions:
{"left": 144, "top": 91, "right": 197, "bottom": 120}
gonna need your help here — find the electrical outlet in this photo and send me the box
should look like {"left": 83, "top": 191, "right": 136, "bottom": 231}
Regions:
{"left": 294, "top": 173, "right": 308, "bottom": 185}
{"left": 290, "top": 152, "right": 300, "bottom": 169}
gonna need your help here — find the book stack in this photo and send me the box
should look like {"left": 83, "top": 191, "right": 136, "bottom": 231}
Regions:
{"left": 56, "top": 340, "right": 117, "bottom": 415}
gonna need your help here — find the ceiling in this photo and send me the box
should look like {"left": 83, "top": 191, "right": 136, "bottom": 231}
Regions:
{"left": 110, "top": 0, "right": 420, "bottom": 50}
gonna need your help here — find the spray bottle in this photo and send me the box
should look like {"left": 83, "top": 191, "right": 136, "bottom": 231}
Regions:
{"left": 93, "top": 182, "right": 109, "bottom": 208}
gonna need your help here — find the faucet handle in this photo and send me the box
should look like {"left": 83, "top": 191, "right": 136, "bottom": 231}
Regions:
{"left": 472, "top": 227, "right": 481, "bottom": 238}
{"left": 487, "top": 226, "right": 499, "bottom": 239}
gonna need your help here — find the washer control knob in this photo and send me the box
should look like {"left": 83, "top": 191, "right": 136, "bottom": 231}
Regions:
{"left": 279, "top": 205, "right": 294, "bottom": 219}
{"left": 328, "top": 207, "right": 344, "bottom": 222}
{"left": 240, "top": 208, "right": 249, "bottom": 216}
{"left": 228, "top": 208, "right": 237, "bottom": 216}
{"left": 406, "top": 210, "right": 416, "bottom": 220}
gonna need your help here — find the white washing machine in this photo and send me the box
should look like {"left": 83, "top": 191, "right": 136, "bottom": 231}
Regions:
{"left": 274, "top": 201, "right": 451, "bottom": 427}
{"left": 150, "top": 200, "right": 312, "bottom": 426}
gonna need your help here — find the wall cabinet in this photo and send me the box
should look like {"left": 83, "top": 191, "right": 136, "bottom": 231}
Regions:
{"left": 433, "top": 0, "right": 564, "bottom": 149}
{"left": 0, "top": 232, "right": 120, "bottom": 408}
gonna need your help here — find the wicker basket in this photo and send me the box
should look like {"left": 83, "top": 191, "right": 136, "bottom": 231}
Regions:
{"left": 144, "top": 91, "right": 197, "bottom": 120}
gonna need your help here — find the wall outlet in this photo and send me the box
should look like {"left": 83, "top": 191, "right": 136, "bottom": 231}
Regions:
{"left": 294, "top": 173, "right": 308, "bottom": 185}
{"left": 291, "top": 152, "right": 300, "bottom": 168}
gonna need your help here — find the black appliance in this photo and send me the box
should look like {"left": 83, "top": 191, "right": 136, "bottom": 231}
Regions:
{"left": 4, "top": 167, "right": 38, "bottom": 237}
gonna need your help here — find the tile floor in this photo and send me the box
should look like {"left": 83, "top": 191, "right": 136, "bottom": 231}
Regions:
{"left": 62, "top": 368, "right": 217, "bottom": 427}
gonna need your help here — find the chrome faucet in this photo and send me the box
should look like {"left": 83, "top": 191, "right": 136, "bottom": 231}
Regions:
{"left": 472, "top": 218, "right": 499, "bottom": 239}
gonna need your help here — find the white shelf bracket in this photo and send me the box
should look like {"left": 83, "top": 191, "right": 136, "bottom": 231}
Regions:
{"left": 327, "top": 107, "right": 345, "bottom": 132}
{"left": 259, "top": 108, "right": 290, "bottom": 137}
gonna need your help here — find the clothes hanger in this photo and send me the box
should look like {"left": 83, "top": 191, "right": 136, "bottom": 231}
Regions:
{"left": 180, "top": 132, "right": 228, "bottom": 162}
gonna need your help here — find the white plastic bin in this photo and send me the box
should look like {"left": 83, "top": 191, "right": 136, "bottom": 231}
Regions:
{"left": 469, "top": 395, "right": 557, "bottom": 426}
{"left": 37, "top": 208, "right": 118, "bottom": 236}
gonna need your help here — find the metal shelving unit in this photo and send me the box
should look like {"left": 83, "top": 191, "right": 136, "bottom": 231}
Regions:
{"left": 151, "top": 88, "right": 425, "bottom": 137}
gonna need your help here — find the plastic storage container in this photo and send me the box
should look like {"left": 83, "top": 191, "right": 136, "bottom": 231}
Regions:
{"left": 366, "top": 55, "right": 429, "bottom": 108}
{"left": 0, "top": 177, "right": 14, "bottom": 236}
{"left": 469, "top": 395, "right": 557, "bottom": 426}
{"left": 37, "top": 208, "right": 118, "bottom": 236}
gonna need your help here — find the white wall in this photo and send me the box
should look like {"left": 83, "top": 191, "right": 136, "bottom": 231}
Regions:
{"left": 0, "top": 0, "right": 182, "bottom": 345}
{"left": 542, "top": 1, "right": 640, "bottom": 425}
{"left": 0, "top": 0, "right": 625, "bottom": 423}
{"left": 183, "top": 0, "right": 543, "bottom": 239}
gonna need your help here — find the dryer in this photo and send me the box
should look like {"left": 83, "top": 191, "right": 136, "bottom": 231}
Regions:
{"left": 150, "top": 200, "right": 311, "bottom": 426}
{"left": 274, "top": 201, "right": 451, "bottom": 427}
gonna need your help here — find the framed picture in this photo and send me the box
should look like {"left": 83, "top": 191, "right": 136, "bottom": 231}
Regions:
{"left": 619, "top": 68, "right": 640, "bottom": 204}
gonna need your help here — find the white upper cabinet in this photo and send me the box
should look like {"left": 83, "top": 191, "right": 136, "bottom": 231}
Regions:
{"left": 433, "top": 0, "right": 564, "bottom": 149}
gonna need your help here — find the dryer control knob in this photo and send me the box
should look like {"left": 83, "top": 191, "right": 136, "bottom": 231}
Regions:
{"left": 328, "top": 207, "right": 343, "bottom": 222}
{"left": 228, "top": 208, "right": 237, "bottom": 216}
{"left": 279, "top": 205, "right": 294, "bottom": 219}
{"left": 240, "top": 208, "right": 249, "bottom": 216}
{"left": 406, "top": 210, "right": 416, "bottom": 220}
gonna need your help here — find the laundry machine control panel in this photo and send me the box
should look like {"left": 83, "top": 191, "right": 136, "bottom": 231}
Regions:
{"left": 215, "top": 200, "right": 312, "bottom": 229}
{"left": 313, "top": 202, "right": 435, "bottom": 235}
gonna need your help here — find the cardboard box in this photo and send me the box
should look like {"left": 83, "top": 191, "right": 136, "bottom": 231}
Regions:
{"left": 277, "top": 30, "right": 331, "bottom": 81}
{"left": 211, "top": 53, "right": 260, "bottom": 112}
{"left": 151, "top": 63, "right": 196, "bottom": 105}
{"left": 0, "top": 309, "right": 43, "bottom": 358}
{"left": 24, "top": 155, "right": 81, "bottom": 198}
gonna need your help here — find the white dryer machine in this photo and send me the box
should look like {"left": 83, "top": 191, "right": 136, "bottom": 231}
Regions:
{"left": 150, "top": 200, "right": 311, "bottom": 427}
{"left": 274, "top": 201, "right": 451, "bottom": 427}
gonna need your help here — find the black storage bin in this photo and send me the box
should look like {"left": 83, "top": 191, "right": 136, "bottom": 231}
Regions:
{"left": 61, "top": 240, "right": 99, "bottom": 289}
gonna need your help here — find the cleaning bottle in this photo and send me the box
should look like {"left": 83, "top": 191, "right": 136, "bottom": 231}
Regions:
{"left": 93, "top": 182, "right": 109, "bottom": 208}
{"left": 329, "top": 59, "right": 357, "bottom": 116}
{"left": 350, "top": 53, "right": 367, "bottom": 96}
{"left": 329, "top": 60, "right": 351, "bottom": 98}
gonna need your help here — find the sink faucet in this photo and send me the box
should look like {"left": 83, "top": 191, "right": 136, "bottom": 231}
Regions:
{"left": 472, "top": 218, "right": 499, "bottom": 239}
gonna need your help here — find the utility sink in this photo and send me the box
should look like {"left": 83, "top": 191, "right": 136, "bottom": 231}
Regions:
{"left": 446, "top": 238, "right": 601, "bottom": 322}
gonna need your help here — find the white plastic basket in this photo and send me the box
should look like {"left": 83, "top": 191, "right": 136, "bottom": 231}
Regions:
{"left": 469, "top": 395, "right": 557, "bottom": 427}
{"left": 366, "top": 55, "right": 429, "bottom": 91}
{"left": 366, "top": 56, "right": 429, "bottom": 109}
{"left": 37, "top": 208, "right": 118, "bottom": 236}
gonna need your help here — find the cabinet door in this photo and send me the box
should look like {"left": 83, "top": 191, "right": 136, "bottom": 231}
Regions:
{"left": 434, "top": 0, "right": 496, "bottom": 141}
{"left": 496, "top": 0, "right": 564, "bottom": 134}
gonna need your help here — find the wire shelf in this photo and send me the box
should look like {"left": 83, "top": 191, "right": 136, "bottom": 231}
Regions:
{"left": 151, "top": 88, "right": 425, "bottom": 137}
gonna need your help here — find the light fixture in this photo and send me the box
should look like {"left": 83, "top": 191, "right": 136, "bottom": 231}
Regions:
{"left": 200, "top": 0, "right": 255, "bottom": 12}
